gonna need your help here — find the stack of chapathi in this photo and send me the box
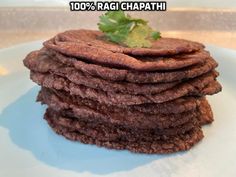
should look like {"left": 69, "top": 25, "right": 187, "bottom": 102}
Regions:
{"left": 23, "top": 30, "right": 222, "bottom": 154}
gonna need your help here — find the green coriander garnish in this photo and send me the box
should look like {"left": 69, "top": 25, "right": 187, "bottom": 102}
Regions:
{"left": 98, "top": 11, "right": 161, "bottom": 48}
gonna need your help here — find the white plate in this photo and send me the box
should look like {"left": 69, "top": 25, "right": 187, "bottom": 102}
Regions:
{"left": 0, "top": 41, "right": 235, "bottom": 177}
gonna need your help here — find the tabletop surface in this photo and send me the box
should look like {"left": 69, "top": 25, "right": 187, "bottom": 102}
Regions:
{"left": 0, "top": 7, "right": 236, "bottom": 50}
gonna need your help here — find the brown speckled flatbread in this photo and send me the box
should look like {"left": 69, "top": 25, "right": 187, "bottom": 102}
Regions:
{"left": 23, "top": 49, "right": 218, "bottom": 83}
{"left": 37, "top": 87, "right": 198, "bottom": 129}
{"left": 38, "top": 87, "right": 214, "bottom": 129}
{"left": 31, "top": 70, "right": 221, "bottom": 105}
{"left": 44, "top": 36, "right": 208, "bottom": 71}
{"left": 41, "top": 88, "right": 199, "bottom": 115}
{"left": 44, "top": 108, "right": 204, "bottom": 154}
{"left": 23, "top": 50, "right": 181, "bottom": 95}
{"left": 198, "top": 97, "right": 214, "bottom": 124}
{"left": 44, "top": 29, "right": 204, "bottom": 58}
{"left": 46, "top": 109, "right": 199, "bottom": 138}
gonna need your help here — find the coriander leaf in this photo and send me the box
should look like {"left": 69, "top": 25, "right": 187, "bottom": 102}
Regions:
{"left": 126, "top": 14, "right": 148, "bottom": 25}
{"left": 98, "top": 11, "right": 161, "bottom": 48}
{"left": 151, "top": 31, "right": 161, "bottom": 40}
{"left": 98, "top": 11, "right": 134, "bottom": 44}
{"left": 125, "top": 24, "right": 152, "bottom": 48}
